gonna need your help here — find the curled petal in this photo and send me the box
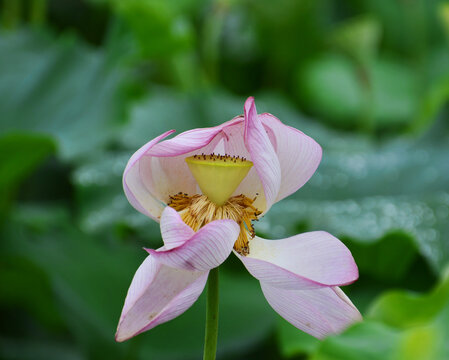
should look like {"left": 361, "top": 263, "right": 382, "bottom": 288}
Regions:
{"left": 160, "top": 206, "right": 195, "bottom": 250}
{"left": 148, "top": 214, "right": 240, "bottom": 271}
{"left": 148, "top": 127, "right": 224, "bottom": 157}
{"left": 123, "top": 130, "right": 175, "bottom": 221}
{"left": 261, "top": 283, "right": 361, "bottom": 339}
{"left": 238, "top": 232, "right": 358, "bottom": 289}
{"left": 260, "top": 113, "right": 322, "bottom": 202}
{"left": 115, "top": 256, "right": 208, "bottom": 342}
{"left": 243, "top": 97, "right": 281, "bottom": 213}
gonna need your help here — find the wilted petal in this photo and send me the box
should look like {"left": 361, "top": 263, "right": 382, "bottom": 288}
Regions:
{"left": 148, "top": 208, "right": 240, "bottom": 271}
{"left": 115, "top": 256, "right": 208, "bottom": 342}
{"left": 261, "top": 283, "right": 362, "bottom": 339}
{"left": 243, "top": 97, "right": 281, "bottom": 213}
{"left": 260, "top": 113, "right": 322, "bottom": 202}
{"left": 238, "top": 232, "right": 358, "bottom": 289}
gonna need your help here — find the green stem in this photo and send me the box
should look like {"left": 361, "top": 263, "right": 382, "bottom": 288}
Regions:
{"left": 203, "top": 267, "right": 219, "bottom": 360}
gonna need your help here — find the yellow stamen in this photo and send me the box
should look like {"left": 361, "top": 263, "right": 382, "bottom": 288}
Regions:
{"left": 168, "top": 193, "right": 261, "bottom": 255}
{"left": 185, "top": 154, "right": 253, "bottom": 206}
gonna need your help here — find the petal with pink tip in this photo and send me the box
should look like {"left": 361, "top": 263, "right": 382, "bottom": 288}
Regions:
{"left": 243, "top": 97, "right": 281, "bottom": 213}
{"left": 238, "top": 232, "right": 358, "bottom": 289}
{"left": 115, "top": 255, "right": 208, "bottom": 342}
{"left": 148, "top": 213, "right": 240, "bottom": 271}
{"left": 160, "top": 206, "right": 195, "bottom": 250}
{"left": 261, "top": 284, "right": 362, "bottom": 339}
{"left": 260, "top": 113, "right": 322, "bottom": 202}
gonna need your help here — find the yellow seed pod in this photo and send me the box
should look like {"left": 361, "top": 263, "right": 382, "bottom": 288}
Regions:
{"left": 185, "top": 154, "right": 253, "bottom": 206}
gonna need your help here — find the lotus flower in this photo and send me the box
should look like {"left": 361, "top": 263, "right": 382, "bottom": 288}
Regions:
{"left": 116, "top": 97, "right": 361, "bottom": 342}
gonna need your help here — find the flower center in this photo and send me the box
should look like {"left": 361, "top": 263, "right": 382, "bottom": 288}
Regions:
{"left": 185, "top": 153, "right": 253, "bottom": 206}
{"left": 167, "top": 153, "right": 260, "bottom": 256}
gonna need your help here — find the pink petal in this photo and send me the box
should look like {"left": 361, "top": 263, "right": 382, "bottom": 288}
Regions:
{"left": 238, "top": 232, "right": 358, "bottom": 289}
{"left": 160, "top": 206, "right": 195, "bottom": 250}
{"left": 148, "top": 127, "right": 225, "bottom": 157}
{"left": 219, "top": 120, "right": 267, "bottom": 211}
{"left": 115, "top": 255, "right": 208, "bottom": 342}
{"left": 261, "top": 283, "right": 362, "bottom": 339}
{"left": 123, "top": 130, "right": 175, "bottom": 221}
{"left": 260, "top": 113, "right": 322, "bottom": 202}
{"left": 244, "top": 97, "right": 281, "bottom": 213}
{"left": 147, "top": 211, "right": 240, "bottom": 271}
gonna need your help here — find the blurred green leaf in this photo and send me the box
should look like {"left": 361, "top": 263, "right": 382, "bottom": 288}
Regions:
{"left": 309, "top": 271, "right": 449, "bottom": 360}
{"left": 310, "top": 321, "right": 400, "bottom": 360}
{"left": 331, "top": 16, "right": 381, "bottom": 63}
{"left": 298, "top": 54, "right": 419, "bottom": 129}
{"left": 412, "top": 47, "right": 449, "bottom": 133}
{"left": 0, "top": 132, "right": 55, "bottom": 190}
{"left": 0, "top": 132, "right": 55, "bottom": 214}
{"left": 0, "top": 337, "right": 84, "bottom": 360}
{"left": 277, "top": 319, "right": 320, "bottom": 358}
{"left": 370, "top": 58, "right": 419, "bottom": 127}
{"left": 356, "top": 0, "right": 442, "bottom": 57}
{"left": 299, "top": 54, "right": 363, "bottom": 124}
{"left": 0, "top": 256, "right": 63, "bottom": 329}
{"left": 0, "top": 30, "right": 126, "bottom": 160}
{"left": 90, "top": 0, "right": 198, "bottom": 60}
{"left": 121, "top": 90, "right": 204, "bottom": 149}
{"left": 368, "top": 269, "right": 449, "bottom": 328}
{"left": 439, "top": 2, "right": 449, "bottom": 41}
{"left": 243, "top": 0, "right": 327, "bottom": 89}
{"left": 345, "top": 233, "right": 418, "bottom": 283}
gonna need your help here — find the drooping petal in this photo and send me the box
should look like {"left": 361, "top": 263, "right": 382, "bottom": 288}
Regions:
{"left": 115, "top": 255, "right": 208, "bottom": 342}
{"left": 237, "top": 232, "right": 358, "bottom": 289}
{"left": 243, "top": 97, "right": 281, "bottom": 213}
{"left": 261, "top": 283, "right": 361, "bottom": 339}
{"left": 147, "top": 210, "right": 240, "bottom": 271}
{"left": 123, "top": 130, "right": 175, "bottom": 221}
{"left": 259, "top": 113, "right": 322, "bottom": 202}
{"left": 160, "top": 206, "right": 195, "bottom": 250}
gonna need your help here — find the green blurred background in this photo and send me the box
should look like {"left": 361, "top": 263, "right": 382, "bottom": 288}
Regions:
{"left": 1, "top": 0, "right": 449, "bottom": 359}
